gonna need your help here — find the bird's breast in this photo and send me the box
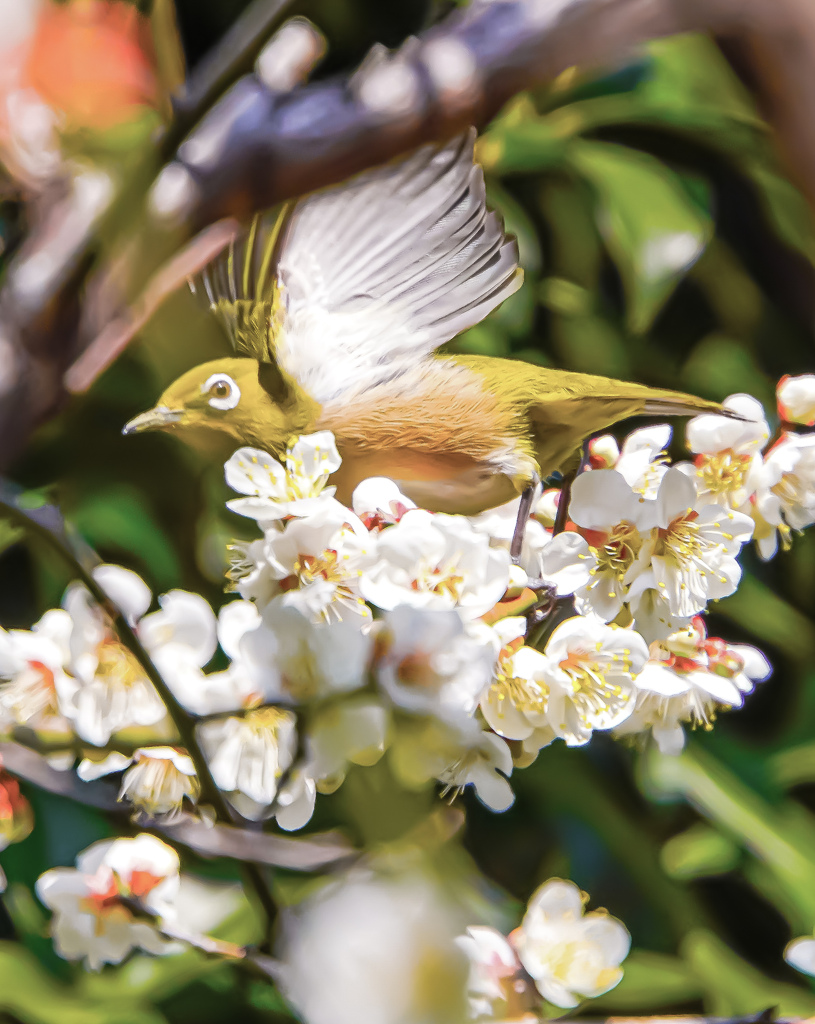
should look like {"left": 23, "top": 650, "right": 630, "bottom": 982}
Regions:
{"left": 330, "top": 448, "right": 520, "bottom": 515}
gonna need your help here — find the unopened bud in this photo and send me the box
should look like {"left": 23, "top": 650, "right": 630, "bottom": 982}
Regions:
{"left": 0, "top": 767, "right": 34, "bottom": 850}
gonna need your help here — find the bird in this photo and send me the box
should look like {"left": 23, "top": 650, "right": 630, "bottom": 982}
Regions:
{"left": 124, "top": 130, "right": 729, "bottom": 530}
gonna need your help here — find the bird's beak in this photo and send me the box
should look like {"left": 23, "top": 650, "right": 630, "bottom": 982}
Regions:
{"left": 122, "top": 406, "right": 184, "bottom": 435}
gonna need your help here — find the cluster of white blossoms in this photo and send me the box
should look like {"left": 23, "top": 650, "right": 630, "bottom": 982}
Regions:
{"left": 2, "top": 377, "right": 813, "bottom": 834}
{"left": 1, "top": 376, "right": 813, "bottom": 1006}
{"left": 278, "top": 869, "right": 629, "bottom": 1024}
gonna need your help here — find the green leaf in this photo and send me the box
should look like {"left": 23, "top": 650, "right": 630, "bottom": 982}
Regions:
{"left": 0, "top": 941, "right": 165, "bottom": 1024}
{"left": 718, "top": 572, "right": 815, "bottom": 662}
{"left": 569, "top": 140, "right": 712, "bottom": 332}
{"left": 70, "top": 484, "right": 181, "bottom": 590}
{"left": 682, "top": 928, "right": 815, "bottom": 1017}
{"left": 642, "top": 743, "right": 815, "bottom": 929}
{"left": 590, "top": 950, "right": 704, "bottom": 1010}
{"left": 661, "top": 823, "right": 741, "bottom": 880}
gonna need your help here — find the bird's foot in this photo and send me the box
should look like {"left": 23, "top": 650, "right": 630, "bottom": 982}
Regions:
{"left": 523, "top": 578, "right": 558, "bottom": 635}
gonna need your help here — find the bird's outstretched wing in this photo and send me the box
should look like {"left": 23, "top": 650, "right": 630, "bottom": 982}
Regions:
{"left": 189, "top": 205, "right": 291, "bottom": 362}
{"left": 193, "top": 130, "right": 522, "bottom": 405}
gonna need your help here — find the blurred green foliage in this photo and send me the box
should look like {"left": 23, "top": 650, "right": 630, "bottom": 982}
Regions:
{"left": 3, "top": 1, "right": 815, "bottom": 1021}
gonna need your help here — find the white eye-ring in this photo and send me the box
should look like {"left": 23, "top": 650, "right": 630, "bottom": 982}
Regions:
{"left": 203, "top": 372, "right": 240, "bottom": 411}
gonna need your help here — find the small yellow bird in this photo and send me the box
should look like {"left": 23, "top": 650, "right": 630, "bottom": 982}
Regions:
{"left": 124, "top": 130, "right": 725, "bottom": 519}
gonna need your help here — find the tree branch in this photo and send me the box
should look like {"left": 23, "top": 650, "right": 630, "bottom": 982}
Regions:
{"left": 0, "top": 740, "right": 355, "bottom": 871}
{"left": 3, "top": 0, "right": 815, "bottom": 461}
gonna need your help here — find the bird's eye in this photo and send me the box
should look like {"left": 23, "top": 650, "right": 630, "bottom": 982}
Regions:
{"left": 203, "top": 373, "right": 241, "bottom": 411}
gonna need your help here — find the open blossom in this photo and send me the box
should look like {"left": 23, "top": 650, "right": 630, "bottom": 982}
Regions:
{"left": 632, "top": 469, "right": 753, "bottom": 618}
{"left": 438, "top": 728, "right": 515, "bottom": 813}
{"left": 0, "top": 609, "right": 76, "bottom": 731}
{"left": 198, "top": 705, "right": 299, "bottom": 821}
{"left": 457, "top": 926, "right": 537, "bottom": 1022}
{"left": 683, "top": 394, "right": 769, "bottom": 510}
{"left": 63, "top": 565, "right": 166, "bottom": 745}
{"left": 567, "top": 468, "right": 650, "bottom": 621}
{"left": 586, "top": 424, "right": 672, "bottom": 499}
{"left": 235, "top": 505, "right": 373, "bottom": 622}
{"left": 79, "top": 747, "right": 199, "bottom": 821}
{"left": 277, "top": 870, "right": 470, "bottom": 1024}
{"left": 778, "top": 374, "right": 815, "bottom": 426}
{"left": 225, "top": 433, "right": 342, "bottom": 522}
{"left": 361, "top": 509, "right": 510, "bottom": 619}
{"left": 511, "top": 879, "right": 630, "bottom": 1008}
{"left": 481, "top": 618, "right": 553, "bottom": 756}
{"left": 63, "top": 568, "right": 217, "bottom": 746}
{"left": 540, "top": 617, "right": 648, "bottom": 746}
{"left": 615, "top": 618, "right": 770, "bottom": 754}
{"left": 36, "top": 834, "right": 180, "bottom": 971}
{"left": 240, "top": 598, "right": 372, "bottom": 704}
{"left": 752, "top": 432, "right": 815, "bottom": 559}
{"left": 377, "top": 607, "right": 495, "bottom": 725}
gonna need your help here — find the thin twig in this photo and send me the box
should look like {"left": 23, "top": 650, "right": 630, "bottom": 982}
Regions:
{"left": 0, "top": 492, "right": 282, "bottom": 936}
{"left": 0, "top": 738, "right": 355, "bottom": 870}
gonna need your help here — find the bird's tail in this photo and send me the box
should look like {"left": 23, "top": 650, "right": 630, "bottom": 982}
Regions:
{"left": 641, "top": 391, "right": 746, "bottom": 420}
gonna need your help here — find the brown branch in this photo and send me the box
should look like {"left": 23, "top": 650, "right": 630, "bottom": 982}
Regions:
{"left": 0, "top": 740, "right": 355, "bottom": 871}
{"left": 3, "top": 0, "right": 815, "bottom": 460}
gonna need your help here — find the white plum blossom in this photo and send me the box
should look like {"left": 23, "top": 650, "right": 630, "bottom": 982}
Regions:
{"left": 225, "top": 432, "right": 342, "bottom": 522}
{"left": 511, "top": 879, "right": 630, "bottom": 1008}
{"left": 628, "top": 573, "right": 693, "bottom": 644}
{"left": 307, "top": 698, "right": 390, "bottom": 787}
{"left": 62, "top": 567, "right": 219, "bottom": 746}
{"left": 457, "top": 926, "right": 536, "bottom": 1022}
{"left": 377, "top": 606, "right": 495, "bottom": 725}
{"left": 778, "top": 374, "right": 815, "bottom": 426}
{"left": 586, "top": 424, "right": 672, "bottom": 498}
{"left": 36, "top": 834, "right": 181, "bottom": 970}
{"left": 540, "top": 616, "right": 648, "bottom": 747}
{"left": 352, "top": 477, "right": 416, "bottom": 529}
{"left": 78, "top": 747, "right": 199, "bottom": 821}
{"left": 198, "top": 705, "right": 298, "bottom": 821}
{"left": 632, "top": 469, "right": 753, "bottom": 618}
{"left": 240, "top": 598, "right": 373, "bottom": 704}
{"left": 361, "top": 509, "right": 510, "bottom": 619}
{"left": 0, "top": 609, "right": 76, "bottom": 731}
{"left": 62, "top": 566, "right": 166, "bottom": 746}
{"left": 683, "top": 394, "right": 769, "bottom": 510}
{"left": 752, "top": 432, "right": 815, "bottom": 559}
{"left": 438, "top": 729, "right": 515, "bottom": 812}
{"left": 235, "top": 505, "right": 373, "bottom": 622}
{"left": 277, "top": 870, "right": 470, "bottom": 1024}
{"left": 567, "top": 468, "right": 650, "bottom": 621}
{"left": 481, "top": 626, "right": 554, "bottom": 757}
{"left": 615, "top": 617, "right": 771, "bottom": 754}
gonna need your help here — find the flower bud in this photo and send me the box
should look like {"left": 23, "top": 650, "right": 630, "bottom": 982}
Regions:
{"left": 0, "top": 767, "right": 34, "bottom": 850}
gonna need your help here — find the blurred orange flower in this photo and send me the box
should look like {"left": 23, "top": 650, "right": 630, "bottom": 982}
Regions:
{"left": 24, "top": 0, "right": 158, "bottom": 130}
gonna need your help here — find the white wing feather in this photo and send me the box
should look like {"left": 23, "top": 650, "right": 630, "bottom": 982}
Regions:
{"left": 274, "top": 130, "right": 522, "bottom": 405}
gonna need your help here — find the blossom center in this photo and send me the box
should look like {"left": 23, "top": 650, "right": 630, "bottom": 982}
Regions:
{"left": 491, "top": 659, "right": 548, "bottom": 716}
{"left": 655, "top": 510, "right": 702, "bottom": 565}
{"left": 585, "top": 522, "right": 640, "bottom": 581}
{"left": 411, "top": 563, "right": 464, "bottom": 601}
{"left": 695, "top": 451, "right": 750, "bottom": 496}
{"left": 294, "top": 549, "right": 343, "bottom": 586}
{"left": 96, "top": 639, "right": 146, "bottom": 687}
{"left": 4, "top": 660, "right": 59, "bottom": 720}
{"left": 558, "top": 649, "right": 629, "bottom": 722}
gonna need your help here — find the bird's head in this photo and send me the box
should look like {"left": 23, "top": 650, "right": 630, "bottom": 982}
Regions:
{"left": 123, "top": 356, "right": 319, "bottom": 456}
